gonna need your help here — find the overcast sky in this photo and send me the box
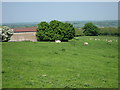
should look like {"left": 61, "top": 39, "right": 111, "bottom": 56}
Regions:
{"left": 2, "top": 2, "right": 118, "bottom": 23}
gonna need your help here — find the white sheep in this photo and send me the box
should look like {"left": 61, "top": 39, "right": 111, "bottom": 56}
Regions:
{"left": 108, "top": 40, "right": 112, "bottom": 43}
{"left": 84, "top": 42, "right": 89, "bottom": 46}
{"left": 42, "top": 75, "right": 47, "bottom": 77}
{"left": 55, "top": 40, "right": 61, "bottom": 43}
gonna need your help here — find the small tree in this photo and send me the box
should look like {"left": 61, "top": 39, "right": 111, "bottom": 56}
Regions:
{"left": 36, "top": 20, "right": 75, "bottom": 41}
{"left": 0, "top": 26, "right": 14, "bottom": 42}
{"left": 82, "top": 22, "right": 100, "bottom": 36}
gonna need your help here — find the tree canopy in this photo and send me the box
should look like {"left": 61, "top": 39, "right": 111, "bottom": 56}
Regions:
{"left": 36, "top": 20, "right": 75, "bottom": 41}
{"left": 82, "top": 22, "right": 100, "bottom": 36}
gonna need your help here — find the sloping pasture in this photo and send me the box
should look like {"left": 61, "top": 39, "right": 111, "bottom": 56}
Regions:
{"left": 2, "top": 36, "right": 118, "bottom": 88}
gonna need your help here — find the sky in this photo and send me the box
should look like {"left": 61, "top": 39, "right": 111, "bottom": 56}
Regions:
{"left": 2, "top": 2, "right": 118, "bottom": 23}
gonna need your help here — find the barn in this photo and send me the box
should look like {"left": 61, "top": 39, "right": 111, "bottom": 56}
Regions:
{"left": 10, "top": 27, "right": 37, "bottom": 42}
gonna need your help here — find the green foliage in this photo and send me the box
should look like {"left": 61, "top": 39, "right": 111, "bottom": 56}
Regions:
{"left": 99, "top": 27, "right": 119, "bottom": 36}
{"left": 82, "top": 23, "right": 100, "bottom": 36}
{"left": 75, "top": 27, "right": 119, "bottom": 36}
{"left": 36, "top": 20, "right": 75, "bottom": 41}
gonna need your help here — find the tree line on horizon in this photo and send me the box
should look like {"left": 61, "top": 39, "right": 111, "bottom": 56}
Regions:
{"left": 0, "top": 20, "right": 119, "bottom": 42}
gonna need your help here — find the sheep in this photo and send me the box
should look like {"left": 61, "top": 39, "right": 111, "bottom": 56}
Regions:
{"left": 108, "top": 40, "right": 112, "bottom": 43}
{"left": 42, "top": 75, "right": 47, "bottom": 77}
{"left": 55, "top": 40, "right": 61, "bottom": 43}
{"left": 84, "top": 42, "right": 89, "bottom": 46}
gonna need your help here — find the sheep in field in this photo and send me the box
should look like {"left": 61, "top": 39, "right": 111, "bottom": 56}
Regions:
{"left": 108, "top": 40, "right": 112, "bottom": 43}
{"left": 55, "top": 40, "right": 61, "bottom": 43}
{"left": 84, "top": 42, "right": 89, "bottom": 46}
{"left": 95, "top": 39, "right": 97, "bottom": 40}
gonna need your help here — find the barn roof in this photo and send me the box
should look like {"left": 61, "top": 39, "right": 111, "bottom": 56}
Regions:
{"left": 13, "top": 27, "right": 37, "bottom": 32}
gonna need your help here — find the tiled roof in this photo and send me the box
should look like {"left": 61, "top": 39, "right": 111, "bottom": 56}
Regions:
{"left": 13, "top": 27, "right": 37, "bottom": 32}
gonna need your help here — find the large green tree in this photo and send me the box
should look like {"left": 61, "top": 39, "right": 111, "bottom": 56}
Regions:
{"left": 36, "top": 20, "right": 75, "bottom": 41}
{"left": 82, "top": 22, "right": 100, "bottom": 36}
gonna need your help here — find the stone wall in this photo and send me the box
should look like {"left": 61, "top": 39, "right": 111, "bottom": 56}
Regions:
{"left": 9, "top": 32, "right": 37, "bottom": 42}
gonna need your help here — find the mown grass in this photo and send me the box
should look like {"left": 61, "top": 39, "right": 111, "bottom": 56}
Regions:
{"left": 2, "top": 36, "right": 118, "bottom": 88}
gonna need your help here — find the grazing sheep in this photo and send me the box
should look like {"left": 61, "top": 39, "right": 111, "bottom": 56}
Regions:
{"left": 108, "top": 40, "right": 112, "bottom": 43}
{"left": 42, "top": 75, "right": 47, "bottom": 77}
{"left": 95, "top": 39, "right": 97, "bottom": 40}
{"left": 55, "top": 40, "right": 61, "bottom": 43}
{"left": 84, "top": 42, "right": 89, "bottom": 46}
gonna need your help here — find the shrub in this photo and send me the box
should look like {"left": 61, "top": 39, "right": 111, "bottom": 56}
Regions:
{"left": 82, "top": 22, "right": 100, "bottom": 36}
{"left": 99, "top": 27, "right": 118, "bottom": 36}
{"left": 36, "top": 20, "right": 75, "bottom": 41}
{"left": 0, "top": 26, "right": 14, "bottom": 42}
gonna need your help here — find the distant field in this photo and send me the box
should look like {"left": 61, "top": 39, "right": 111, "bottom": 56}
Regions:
{"left": 2, "top": 20, "right": 118, "bottom": 28}
{"left": 2, "top": 36, "right": 118, "bottom": 88}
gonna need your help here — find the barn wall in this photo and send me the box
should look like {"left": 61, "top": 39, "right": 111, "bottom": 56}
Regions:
{"left": 9, "top": 32, "right": 37, "bottom": 42}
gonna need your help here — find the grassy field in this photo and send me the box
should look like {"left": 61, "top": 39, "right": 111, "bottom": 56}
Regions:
{"left": 2, "top": 36, "right": 118, "bottom": 88}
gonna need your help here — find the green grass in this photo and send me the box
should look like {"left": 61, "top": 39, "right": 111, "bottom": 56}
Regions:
{"left": 2, "top": 36, "right": 118, "bottom": 88}
{"left": 0, "top": 42, "right": 2, "bottom": 89}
